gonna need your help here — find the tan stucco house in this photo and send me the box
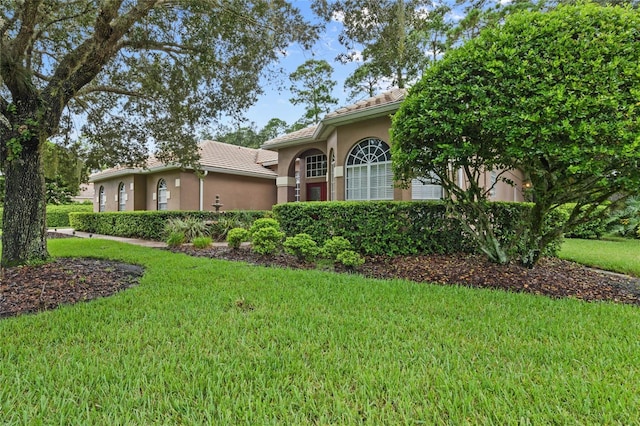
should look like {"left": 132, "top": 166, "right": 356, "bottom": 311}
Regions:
{"left": 262, "top": 89, "right": 526, "bottom": 204}
{"left": 89, "top": 140, "right": 278, "bottom": 212}
{"left": 91, "top": 89, "right": 526, "bottom": 213}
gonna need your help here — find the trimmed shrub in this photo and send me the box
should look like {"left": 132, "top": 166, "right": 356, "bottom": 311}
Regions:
{"left": 249, "top": 218, "right": 281, "bottom": 236}
{"left": 69, "top": 210, "right": 269, "bottom": 241}
{"left": 227, "top": 228, "right": 249, "bottom": 249}
{"left": 556, "top": 203, "right": 609, "bottom": 239}
{"left": 251, "top": 226, "right": 284, "bottom": 256}
{"left": 192, "top": 236, "right": 212, "bottom": 249}
{"left": 336, "top": 250, "right": 365, "bottom": 269}
{"left": 0, "top": 204, "right": 93, "bottom": 229}
{"left": 322, "top": 236, "right": 353, "bottom": 261}
{"left": 273, "top": 201, "right": 565, "bottom": 259}
{"left": 283, "top": 233, "right": 321, "bottom": 262}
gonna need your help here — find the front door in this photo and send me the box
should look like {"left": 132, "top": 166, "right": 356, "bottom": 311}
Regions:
{"left": 306, "top": 182, "right": 327, "bottom": 201}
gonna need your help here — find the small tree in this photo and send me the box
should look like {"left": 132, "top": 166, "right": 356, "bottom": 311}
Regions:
{"left": 289, "top": 59, "right": 338, "bottom": 125}
{"left": 392, "top": 3, "right": 640, "bottom": 267}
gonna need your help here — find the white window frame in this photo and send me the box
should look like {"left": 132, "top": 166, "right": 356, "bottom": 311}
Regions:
{"left": 118, "top": 182, "right": 126, "bottom": 211}
{"left": 157, "top": 179, "right": 168, "bottom": 210}
{"left": 99, "top": 186, "right": 106, "bottom": 212}
{"left": 306, "top": 154, "right": 327, "bottom": 178}
{"left": 345, "top": 138, "right": 393, "bottom": 201}
{"left": 330, "top": 150, "right": 336, "bottom": 201}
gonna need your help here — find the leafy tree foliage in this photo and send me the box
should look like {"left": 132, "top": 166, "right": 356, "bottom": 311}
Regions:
{"left": 211, "top": 118, "right": 289, "bottom": 148}
{"left": 289, "top": 59, "right": 338, "bottom": 126}
{"left": 314, "top": 0, "right": 451, "bottom": 91}
{"left": 392, "top": 3, "right": 640, "bottom": 267}
{"left": 0, "top": 0, "right": 315, "bottom": 266}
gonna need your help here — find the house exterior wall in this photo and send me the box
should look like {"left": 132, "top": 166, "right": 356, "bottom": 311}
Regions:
{"left": 93, "top": 176, "right": 136, "bottom": 212}
{"left": 92, "top": 169, "right": 276, "bottom": 212}
{"left": 146, "top": 172, "right": 181, "bottom": 210}
{"left": 202, "top": 172, "right": 276, "bottom": 211}
{"left": 133, "top": 175, "right": 147, "bottom": 210}
{"left": 271, "top": 114, "right": 527, "bottom": 204}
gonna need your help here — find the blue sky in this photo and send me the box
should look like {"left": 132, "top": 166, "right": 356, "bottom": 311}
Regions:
{"left": 230, "top": 1, "right": 362, "bottom": 130}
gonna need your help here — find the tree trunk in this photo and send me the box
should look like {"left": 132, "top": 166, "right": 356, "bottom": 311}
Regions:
{"left": 1, "top": 138, "right": 49, "bottom": 267}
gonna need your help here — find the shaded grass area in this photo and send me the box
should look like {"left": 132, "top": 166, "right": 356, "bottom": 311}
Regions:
{"left": 560, "top": 238, "right": 640, "bottom": 277}
{"left": 1, "top": 238, "right": 639, "bottom": 424}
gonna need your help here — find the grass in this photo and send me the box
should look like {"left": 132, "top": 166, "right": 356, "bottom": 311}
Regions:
{"left": 1, "top": 238, "right": 639, "bottom": 424}
{"left": 560, "top": 237, "right": 640, "bottom": 277}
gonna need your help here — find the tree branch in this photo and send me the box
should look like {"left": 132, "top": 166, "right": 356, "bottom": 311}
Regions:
{"left": 76, "top": 85, "right": 145, "bottom": 98}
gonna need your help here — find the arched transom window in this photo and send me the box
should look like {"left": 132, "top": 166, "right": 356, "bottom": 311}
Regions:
{"left": 118, "top": 182, "right": 126, "bottom": 211}
{"left": 345, "top": 138, "right": 393, "bottom": 200}
{"left": 157, "top": 179, "right": 168, "bottom": 210}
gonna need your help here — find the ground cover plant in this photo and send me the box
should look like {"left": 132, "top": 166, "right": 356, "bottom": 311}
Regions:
{"left": 1, "top": 237, "right": 640, "bottom": 423}
{"left": 559, "top": 238, "right": 640, "bottom": 277}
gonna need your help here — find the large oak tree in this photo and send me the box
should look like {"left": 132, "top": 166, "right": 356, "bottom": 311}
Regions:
{"left": 0, "top": 0, "right": 316, "bottom": 266}
{"left": 392, "top": 3, "right": 640, "bottom": 267}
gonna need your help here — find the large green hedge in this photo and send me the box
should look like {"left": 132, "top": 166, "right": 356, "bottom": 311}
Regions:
{"left": 273, "top": 201, "right": 565, "bottom": 257}
{"left": 0, "top": 203, "right": 93, "bottom": 229}
{"left": 69, "top": 210, "right": 269, "bottom": 241}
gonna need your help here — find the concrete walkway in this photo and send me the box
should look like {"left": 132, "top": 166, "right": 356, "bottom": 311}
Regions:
{"left": 50, "top": 228, "right": 168, "bottom": 248}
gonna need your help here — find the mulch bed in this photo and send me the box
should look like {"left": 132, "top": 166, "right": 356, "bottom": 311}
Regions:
{"left": 170, "top": 245, "right": 640, "bottom": 306}
{"left": 1, "top": 257, "right": 144, "bottom": 319}
{"left": 2, "top": 235, "right": 639, "bottom": 319}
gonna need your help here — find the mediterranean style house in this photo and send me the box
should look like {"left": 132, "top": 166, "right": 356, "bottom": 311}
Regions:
{"left": 89, "top": 140, "right": 278, "bottom": 212}
{"left": 91, "top": 89, "right": 526, "bottom": 213}
{"left": 262, "top": 88, "right": 526, "bottom": 204}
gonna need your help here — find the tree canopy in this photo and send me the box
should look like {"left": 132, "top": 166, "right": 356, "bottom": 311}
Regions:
{"left": 0, "top": 0, "right": 316, "bottom": 266}
{"left": 392, "top": 3, "right": 640, "bottom": 266}
{"left": 289, "top": 59, "right": 338, "bottom": 126}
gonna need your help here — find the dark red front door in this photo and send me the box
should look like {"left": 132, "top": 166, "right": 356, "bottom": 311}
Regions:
{"left": 306, "top": 183, "right": 327, "bottom": 201}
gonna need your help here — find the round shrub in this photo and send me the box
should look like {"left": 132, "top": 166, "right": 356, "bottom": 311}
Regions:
{"left": 322, "top": 236, "right": 353, "bottom": 261}
{"left": 227, "top": 228, "right": 249, "bottom": 249}
{"left": 283, "top": 233, "right": 321, "bottom": 262}
{"left": 249, "top": 218, "right": 281, "bottom": 237}
{"left": 336, "top": 250, "right": 365, "bottom": 269}
{"left": 251, "top": 226, "right": 284, "bottom": 256}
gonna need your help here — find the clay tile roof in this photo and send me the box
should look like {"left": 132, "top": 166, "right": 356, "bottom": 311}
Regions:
{"left": 324, "top": 88, "right": 407, "bottom": 120}
{"left": 198, "top": 140, "right": 277, "bottom": 176}
{"left": 262, "top": 124, "right": 318, "bottom": 147}
{"left": 90, "top": 140, "right": 277, "bottom": 181}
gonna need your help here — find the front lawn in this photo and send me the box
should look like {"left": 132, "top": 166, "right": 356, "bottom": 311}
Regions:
{"left": 1, "top": 238, "right": 639, "bottom": 424}
{"left": 560, "top": 237, "right": 640, "bottom": 277}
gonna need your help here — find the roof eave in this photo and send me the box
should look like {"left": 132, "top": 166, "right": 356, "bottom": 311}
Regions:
{"left": 201, "top": 166, "right": 277, "bottom": 179}
{"left": 261, "top": 135, "right": 316, "bottom": 151}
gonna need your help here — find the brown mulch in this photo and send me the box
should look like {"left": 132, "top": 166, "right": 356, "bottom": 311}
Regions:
{"left": 170, "top": 245, "right": 640, "bottom": 306}
{"left": 1, "top": 233, "right": 144, "bottom": 319}
{"left": 2, "top": 234, "right": 639, "bottom": 319}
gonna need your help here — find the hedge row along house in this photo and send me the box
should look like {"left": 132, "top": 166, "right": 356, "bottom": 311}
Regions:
{"left": 90, "top": 89, "right": 526, "bottom": 212}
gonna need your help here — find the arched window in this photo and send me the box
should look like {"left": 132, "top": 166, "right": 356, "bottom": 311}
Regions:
{"left": 157, "top": 179, "right": 168, "bottom": 210}
{"left": 99, "top": 186, "right": 106, "bottom": 212}
{"left": 345, "top": 138, "right": 393, "bottom": 200}
{"left": 118, "top": 182, "right": 126, "bottom": 211}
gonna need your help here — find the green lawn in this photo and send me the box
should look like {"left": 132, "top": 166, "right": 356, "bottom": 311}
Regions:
{"left": 1, "top": 238, "right": 639, "bottom": 424}
{"left": 560, "top": 237, "right": 640, "bottom": 277}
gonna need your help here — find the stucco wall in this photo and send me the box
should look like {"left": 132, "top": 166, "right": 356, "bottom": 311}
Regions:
{"left": 93, "top": 176, "right": 136, "bottom": 212}
{"left": 202, "top": 172, "right": 276, "bottom": 211}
